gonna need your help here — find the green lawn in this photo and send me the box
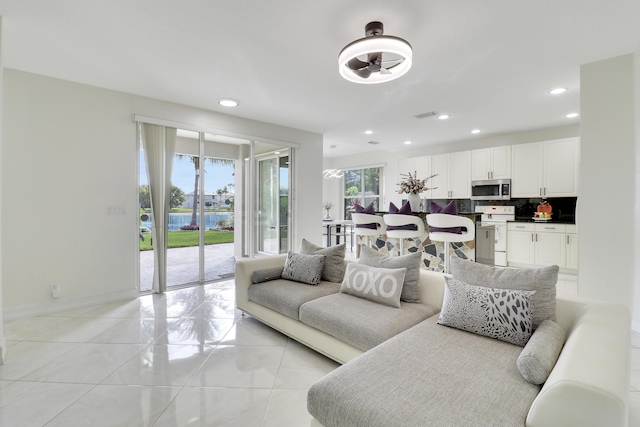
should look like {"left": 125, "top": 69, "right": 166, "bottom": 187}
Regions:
{"left": 139, "top": 230, "right": 234, "bottom": 251}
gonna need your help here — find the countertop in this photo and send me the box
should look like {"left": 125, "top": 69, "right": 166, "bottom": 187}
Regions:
{"left": 510, "top": 218, "right": 576, "bottom": 224}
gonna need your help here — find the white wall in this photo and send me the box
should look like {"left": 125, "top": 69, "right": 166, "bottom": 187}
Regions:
{"left": 579, "top": 54, "right": 637, "bottom": 325}
{"left": 2, "top": 69, "right": 322, "bottom": 319}
{"left": 323, "top": 125, "right": 579, "bottom": 219}
{"left": 0, "top": 16, "right": 5, "bottom": 362}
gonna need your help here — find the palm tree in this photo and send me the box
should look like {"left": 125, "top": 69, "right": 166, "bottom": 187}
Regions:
{"left": 175, "top": 155, "right": 234, "bottom": 227}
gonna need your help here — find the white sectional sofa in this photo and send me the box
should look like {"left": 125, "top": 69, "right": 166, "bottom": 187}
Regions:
{"left": 235, "top": 253, "right": 631, "bottom": 427}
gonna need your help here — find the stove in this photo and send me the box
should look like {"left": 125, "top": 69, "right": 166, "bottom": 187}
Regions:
{"left": 475, "top": 206, "right": 515, "bottom": 267}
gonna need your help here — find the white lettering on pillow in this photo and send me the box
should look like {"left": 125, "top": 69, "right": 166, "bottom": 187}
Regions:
{"left": 340, "top": 263, "right": 406, "bottom": 308}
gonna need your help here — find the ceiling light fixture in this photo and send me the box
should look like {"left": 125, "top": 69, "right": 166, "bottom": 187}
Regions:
{"left": 323, "top": 145, "right": 343, "bottom": 179}
{"left": 338, "top": 21, "right": 412, "bottom": 84}
{"left": 404, "top": 140, "right": 412, "bottom": 145}
{"left": 565, "top": 112, "right": 580, "bottom": 118}
{"left": 364, "top": 130, "right": 374, "bottom": 135}
{"left": 548, "top": 87, "right": 567, "bottom": 95}
{"left": 217, "top": 98, "right": 240, "bottom": 107}
{"left": 437, "top": 114, "right": 451, "bottom": 120}
{"left": 471, "top": 129, "right": 482, "bottom": 134}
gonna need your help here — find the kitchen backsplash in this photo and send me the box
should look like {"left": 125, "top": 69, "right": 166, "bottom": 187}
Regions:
{"left": 436, "top": 198, "right": 577, "bottom": 223}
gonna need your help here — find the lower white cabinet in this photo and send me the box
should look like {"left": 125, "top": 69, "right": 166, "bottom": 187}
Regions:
{"left": 565, "top": 225, "right": 579, "bottom": 270}
{"left": 507, "top": 223, "right": 577, "bottom": 269}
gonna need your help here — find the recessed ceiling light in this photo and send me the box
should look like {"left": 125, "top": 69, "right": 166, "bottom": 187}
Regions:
{"left": 437, "top": 114, "right": 450, "bottom": 120}
{"left": 548, "top": 87, "right": 567, "bottom": 95}
{"left": 404, "top": 140, "right": 412, "bottom": 145}
{"left": 471, "top": 129, "right": 482, "bottom": 134}
{"left": 364, "top": 130, "right": 374, "bottom": 135}
{"left": 217, "top": 98, "right": 240, "bottom": 107}
{"left": 274, "top": 151, "right": 280, "bottom": 155}
{"left": 565, "top": 112, "right": 580, "bottom": 118}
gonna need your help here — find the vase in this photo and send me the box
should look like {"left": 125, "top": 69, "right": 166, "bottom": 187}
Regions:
{"left": 324, "top": 208, "right": 332, "bottom": 221}
{"left": 407, "top": 193, "right": 421, "bottom": 212}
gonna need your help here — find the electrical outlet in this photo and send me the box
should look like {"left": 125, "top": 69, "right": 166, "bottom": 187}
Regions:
{"left": 50, "top": 282, "right": 60, "bottom": 299}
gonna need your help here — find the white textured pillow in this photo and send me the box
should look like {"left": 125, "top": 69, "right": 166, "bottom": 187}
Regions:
{"left": 281, "top": 252, "right": 325, "bottom": 285}
{"left": 517, "top": 319, "right": 566, "bottom": 384}
{"left": 340, "top": 263, "right": 406, "bottom": 308}
{"left": 437, "top": 277, "right": 535, "bottom": 346}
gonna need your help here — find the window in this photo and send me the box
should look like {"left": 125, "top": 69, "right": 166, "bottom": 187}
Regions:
{"left": 343, "top": 166, "right": 382, "bottom": 219}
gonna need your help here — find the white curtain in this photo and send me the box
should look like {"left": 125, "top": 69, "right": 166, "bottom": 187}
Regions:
{"left": 141, "top": 124, "right": 176, "bottom": 293}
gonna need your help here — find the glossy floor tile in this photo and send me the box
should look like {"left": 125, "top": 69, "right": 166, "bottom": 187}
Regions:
{"left": 1, "top": 278, "right": 638, "bottom": 426}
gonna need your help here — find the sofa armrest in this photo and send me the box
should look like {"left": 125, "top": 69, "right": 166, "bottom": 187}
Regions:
{"left": 526, "top": 298, "right": 630, "bottom": 427}
{"left": 235, "top": 255, "right": 287, "bottom": 311}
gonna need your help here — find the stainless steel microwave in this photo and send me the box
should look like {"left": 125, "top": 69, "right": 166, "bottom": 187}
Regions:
{"left": 471, "top": 179, "right": 511, "bottom": 200}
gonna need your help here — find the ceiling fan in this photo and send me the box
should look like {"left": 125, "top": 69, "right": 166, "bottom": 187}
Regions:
{"left": 338, "top": 21, "right": 413, "bottom": 84}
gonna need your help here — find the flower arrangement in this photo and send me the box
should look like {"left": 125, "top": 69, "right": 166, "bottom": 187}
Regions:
{"left": 322, "top": 201, "right": 334, "bottom": 210}
{"left": 397, "top": 171, "right": 437, "bottom": 194}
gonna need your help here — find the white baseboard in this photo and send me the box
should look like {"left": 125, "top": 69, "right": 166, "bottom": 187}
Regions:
{"left": 3, "top": 288, "right": 139, "bottom": 322}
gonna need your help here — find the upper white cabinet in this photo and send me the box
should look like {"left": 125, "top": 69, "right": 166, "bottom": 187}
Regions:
{"left": 431, "top": 151, "right": 471, "bottom": 199}
{"left": 398, "top": 155, "right": 432, "bottom": 198}
{"left": 471, "top": 146, "right": 511, "bottom": 180}
{"left": 511, "top": 138, "right": 579, "bottom": 197}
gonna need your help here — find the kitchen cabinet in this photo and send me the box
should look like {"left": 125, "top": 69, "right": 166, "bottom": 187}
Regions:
{"left": 506, "top": 223, "right": 536, "bottom": 265}
{"left": 565, "top": 225, "right": 579, "bottom": 270}
{"left": 511, "top": 138, "right": 579, "bottom": 197}
{"left": 471, "top": 146, "right": 511, "bottom": 180}
{"left": 398, "top": 155, "right": 432, "bottom": 198}
{"left": 431, "top": 151, "right": 471, "bottom": 199}
{"left": 507, "top": 222, "right": 577, "bottom": 269}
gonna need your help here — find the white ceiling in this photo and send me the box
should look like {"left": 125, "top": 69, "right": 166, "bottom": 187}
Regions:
{"left": 1, "top": 1, "right": 639, "bottom": 158}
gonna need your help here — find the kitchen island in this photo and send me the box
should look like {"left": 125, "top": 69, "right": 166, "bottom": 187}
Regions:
{"left": 355, "top": 212, "right": 478, "bottom": 273}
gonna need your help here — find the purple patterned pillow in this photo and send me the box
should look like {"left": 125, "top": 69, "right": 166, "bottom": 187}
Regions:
{"left": 354, "top": 202, "right": 376, "bottom": 214}
{"left": 429, "top": 200, "right": 462, "bottom": 234}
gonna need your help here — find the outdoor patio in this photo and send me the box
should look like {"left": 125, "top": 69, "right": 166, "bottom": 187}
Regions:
{"left": 139, "top": 243, "right": 236, "bottom": 292}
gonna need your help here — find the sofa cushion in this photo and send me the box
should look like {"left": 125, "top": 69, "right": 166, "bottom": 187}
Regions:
{"left": 251, "top": 266, "right": 284, "bottom": 284}
{"left": 358, "top": 246, "right": 421, "bottom": 303}
{"left": 307, "top": 316, "right": 541, "bottom": 427}
{"left": 299, "top": 239, "right": 346, "bottom": 283}
{"left": 340, "top": 263, "right": 406, "bottom": 308}
{"left": 437, "top": 277, "right": 535, "bottom": 346}
{"left": 517, "top": 319, "right": 566, "bottom": 384}
{"left": 450, "top": 257, "right": 558, "bottom": 329}
{"left": 281, "top": 251, "right": 325, "bottom": 285}
{"left": 299, "top": 293, "right": 437, "bottom": 351}
{"left": 248, "top": 279, "right": 341, "bottom": 320}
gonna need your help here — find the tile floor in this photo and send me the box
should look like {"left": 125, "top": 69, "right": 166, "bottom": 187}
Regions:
{"left": 1, "top": 280, "right": 339, "bottom": 426}
{"left": 2, "top": 277, "right": 639, "bottom": 426}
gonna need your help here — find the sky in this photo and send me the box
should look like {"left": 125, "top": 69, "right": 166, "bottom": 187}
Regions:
{"left": 140, "top": 154, "right": 235, "bottom": 195}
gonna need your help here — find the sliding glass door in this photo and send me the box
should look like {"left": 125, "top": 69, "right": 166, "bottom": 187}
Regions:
{"left": 257, "top": 151, "right": 289, "bottom": 255}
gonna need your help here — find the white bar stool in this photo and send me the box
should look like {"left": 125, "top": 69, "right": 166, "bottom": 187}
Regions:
{"left": 352, "top": 214, "right": 387, "bottom": 257}
{"left": 426, "top": 214, "right": 475, "bottom": 273}
{"left": 383, "top": 214, "right": 426, "bottom": 256}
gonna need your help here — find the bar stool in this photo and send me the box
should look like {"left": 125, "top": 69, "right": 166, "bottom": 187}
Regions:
{"left": 383, "top": 214, "right": 426, "bottom": 256}
{"left": 352, "top": 214, "right": 386, "bottom": 258}
{"left": 426, "top": 214, "right": 475, "bottom": 274}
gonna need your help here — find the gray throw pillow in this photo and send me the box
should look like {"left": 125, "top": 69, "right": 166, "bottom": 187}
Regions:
{"left": 251, "top": 266, "right": 284, "bottom": 284}
{"left": 299, "top": 239, "right": 346, "bottom": 283}
{"left": 340, "top": 263, "right": 406, "bottom": 308}
{"left": 437, "top": 277, "right": 535, "bottom": 347}
{"left": 450, "top": 257, "right": 558, "bottom": 329}
{"left": 359, "top": 246, "right": 421, "bottom": 303}
{"left": 517, "top": 319, "right": 566, "bottom": 384}
{"left": 281, "top": 252, "right": 325, "bottom": 286}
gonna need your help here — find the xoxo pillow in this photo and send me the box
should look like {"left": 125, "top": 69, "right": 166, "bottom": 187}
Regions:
{"left": 340, "top": 263, "right": 406, "bottom": 308}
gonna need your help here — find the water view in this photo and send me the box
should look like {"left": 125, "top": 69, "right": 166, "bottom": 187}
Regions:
{"left": 142, "top": 212, "right": 233, "bottom": 231}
